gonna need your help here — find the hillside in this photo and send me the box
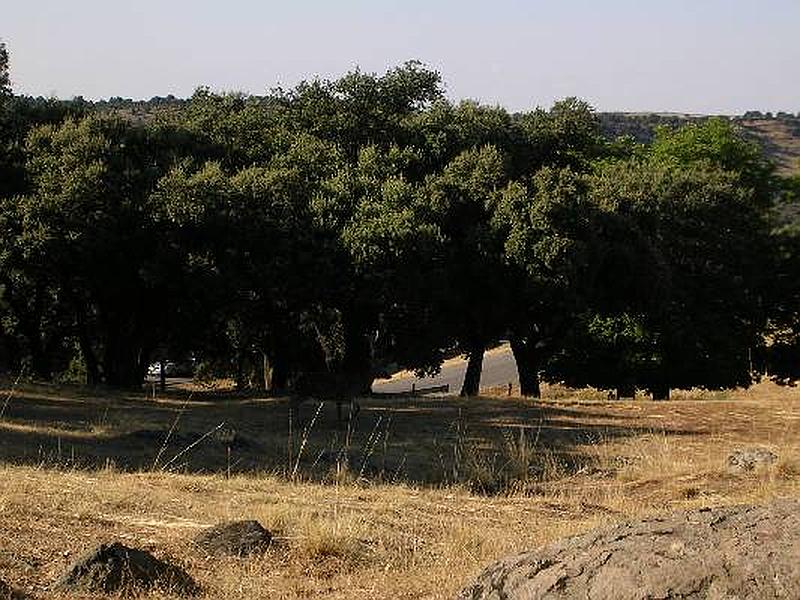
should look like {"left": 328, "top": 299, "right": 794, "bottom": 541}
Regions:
{"left": 737, "top": 117, "right": 800, "bottom": 174}
{"left": 599, "top": 112, "right": 800, "bottom": 174}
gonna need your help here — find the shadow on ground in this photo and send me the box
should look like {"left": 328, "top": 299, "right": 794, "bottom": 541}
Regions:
{"left": 0, "top": 382, "right": 699, "bottom": 487}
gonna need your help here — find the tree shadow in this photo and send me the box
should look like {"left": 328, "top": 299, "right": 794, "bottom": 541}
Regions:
{"left": 0, "top": 386, "right": 699, "bottom": 488}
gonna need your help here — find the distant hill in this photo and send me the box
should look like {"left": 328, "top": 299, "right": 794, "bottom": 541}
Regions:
{"left": 598, "top": 112, "right": 800, "bottom": 175}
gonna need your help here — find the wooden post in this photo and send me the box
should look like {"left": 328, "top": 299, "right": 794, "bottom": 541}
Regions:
{"left": 159, "top": 360, "right": 166, "bottom": 392}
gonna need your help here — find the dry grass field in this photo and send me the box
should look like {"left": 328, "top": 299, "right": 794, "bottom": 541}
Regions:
{"left": 2, "top": 379, "right": 800, "bottom": 599}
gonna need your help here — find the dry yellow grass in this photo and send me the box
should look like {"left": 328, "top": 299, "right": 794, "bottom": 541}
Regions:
{"left": 1, "top": 380, "right": 800, "bottom": 598}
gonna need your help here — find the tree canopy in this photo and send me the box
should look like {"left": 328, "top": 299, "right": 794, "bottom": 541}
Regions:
{"left": 0, "top": 52, "right": 796, "bottom": 398}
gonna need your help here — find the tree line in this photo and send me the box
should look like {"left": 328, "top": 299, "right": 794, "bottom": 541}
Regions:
{"left": 2, "top": 43, "right": 800, "bottom": 398}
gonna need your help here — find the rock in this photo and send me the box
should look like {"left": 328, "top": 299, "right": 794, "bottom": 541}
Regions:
{"left": 727, "top": 447, "right": 777, "bottom": 472}
{"left": 54, "top": 542, "right": 198, "bottom": 596}
{"left": 457, "top": 500, "right": 800, "bottom": 600}
{"left": 193, "top": 520, "right": 272, "bottom": 556}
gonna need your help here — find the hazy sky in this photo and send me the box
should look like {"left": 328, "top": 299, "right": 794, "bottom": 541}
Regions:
{"left": 4, "top": 0, "right": 799, "bottom": 114}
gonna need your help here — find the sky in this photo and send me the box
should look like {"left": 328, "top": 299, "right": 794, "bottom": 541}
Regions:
{"left": 4, "top": 0, "right": 799, "bottom": 114}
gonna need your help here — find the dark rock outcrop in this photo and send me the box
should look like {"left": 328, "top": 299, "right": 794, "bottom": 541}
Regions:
{"left": 194, "top": 520, "right": 272, "bottom": 556}
{"left": 54, "top": 542, "right": 198, "bottom": 596}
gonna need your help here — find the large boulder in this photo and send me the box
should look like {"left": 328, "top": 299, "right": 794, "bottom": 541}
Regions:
{"left": 193, "top": 520, "right": 272, "bottom": 556}
{"left": 54, "top": 542, "right": 198, "bottom": 596}
{"left": 457, "top": 500, "right": 800, "bottom": 600}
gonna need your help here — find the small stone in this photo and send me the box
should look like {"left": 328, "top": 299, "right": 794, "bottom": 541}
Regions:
{"left": 194, "top": 520, "right": 272, "bottom": 556}
{"left": 0, "top": 578, "right": 12, "bottom": 600}
{"left": 54, "top": 542, "right": 198, "bottom": 596}
{"left": 727, "top": 447, "right": 777, "bottom": 472}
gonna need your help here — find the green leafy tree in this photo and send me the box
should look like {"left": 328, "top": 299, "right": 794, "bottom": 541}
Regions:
{"left": 518, "top": 97, "right": 604, "bottom": 172}
{"left": 0, "top": 194, "right": 75, "bottom": 378}
{"left": 423, "top": 145, "right": 512, "bottom": 395}
{"left": 547, "top": 157, "right": 774, "bottom": 398}
{"left": 760, "top": 171, "right": 800, "bottom": 383}
{"left": 651, "top": 117, "right": 776, "bottom": 205}
{"left": 16, "top": 116, "right": 188, "bottom": 386}
{"left": 1, "top": 59, "right": 788, "bottom": 402}
{"left": 494, "top": 167, "right": 600, "bottom": 397}
{"left": 155, "top": 133, "right": 347, "bottom": 391}
{"left": 323, "top": 145, "right": 447, "bottom": 383}
{"left": 0, "top": 40, "right": 10, "bottom": 99}
{"left": 178, "top": 89, "right": 282, "bottom": 168}
{"left": 274, "top": 61, "right": 443, "bottom": 159}
{"left": 405, "top": 99, "right": 525, "bottom": 177}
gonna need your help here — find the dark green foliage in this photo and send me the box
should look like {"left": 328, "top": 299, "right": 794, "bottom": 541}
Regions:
{"left": 273, "top": 61, "right": 443, "bottom": 160}
{"left": 493, "top": 167, "right": 600, "bottom": 396}
{"left": 153, "top": 135, "right": 348, "bottom": 391}
{"left": 0, "top": 55, "right": 794, "bottom": 394}
{"left": 546, "top": 145, "right": 776, "bottom": 396}
{"left": 0, "top": 41, "right": 9, "bottom": 99}
{"left": 0, "top": 39, "right": 93, "bottom": 201}
{"left": 1, "top": 116, "right": 193, "bottom": 385}
{"left": 650, "top": 117, "right": 777, "bottom": 205}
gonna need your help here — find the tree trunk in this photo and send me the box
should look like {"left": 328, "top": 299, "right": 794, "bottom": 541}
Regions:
{"left": 159, "top": 360, "right": 166, "bottom": 391}
{"left": 341, "top": 316, "right": 374, "bottom": 397}
{"left": 650, "top": 383, "right": 670, "bottom": 401}
{"left": 102, "top": 329, "right": 146, "bottom": 388}
{"left": 15, "top": 311, "right": 50, "bottom": 379}
{"left": 27, "top": 283, "right": 51, "bottom": 380}
{"left": 460, "top": 342, "right": 485, "bottom": 397}
{"left": 28, "top": 337, "right": 51, "bottom": 381}
{"left": 0, "top": 333, "right": 21, "bottom": 373}
{"left": 74, "top": 303, "right": 101, "bottom": 385}
{"left": 234, "top": 349, "right": 247, "bottom": 391}
{"left": 103, "top": 355, "right": 142, "bottom": 388}
{"left": 269, "top": 354, "right": 290, "bottom": 395}
{"left": 136, "top": 345, "right": 151, "bottom": 387}
{"left": 77, "top": 334, "right": 101, "bottom": 386}
{"left": 510, "top": 337, "right": 541, "bottom": 398}
{"left": 262, "top": 351, "right": 272, "bottom": 392}
{"left": 616, "top": 381, "right": 636, "bottom": 399}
